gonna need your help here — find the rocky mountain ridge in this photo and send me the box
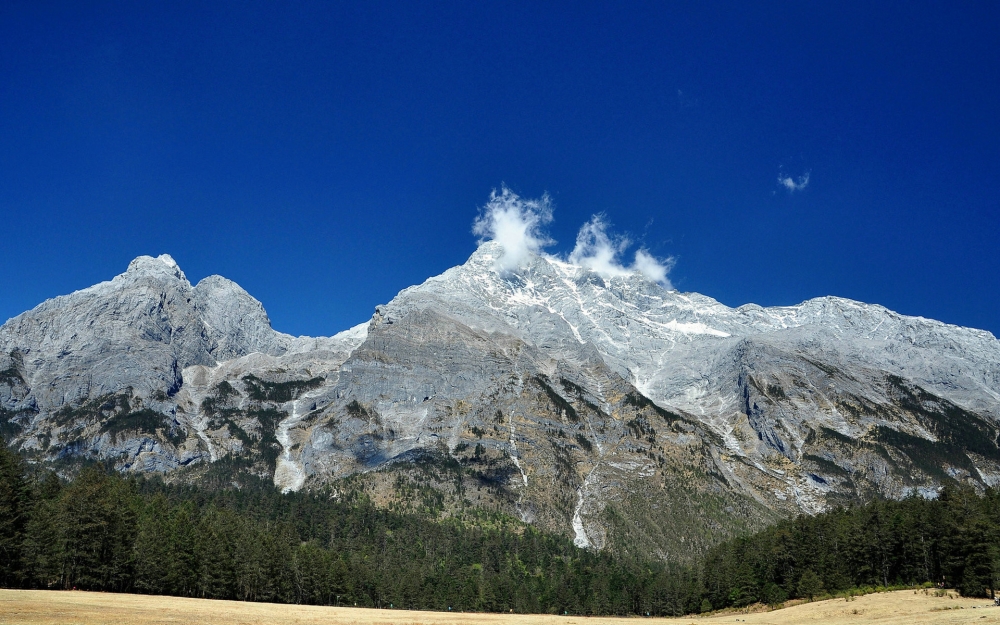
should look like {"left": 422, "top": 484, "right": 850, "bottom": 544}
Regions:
{"left": 2, "top": 247, "right": 998, "bottom": 558}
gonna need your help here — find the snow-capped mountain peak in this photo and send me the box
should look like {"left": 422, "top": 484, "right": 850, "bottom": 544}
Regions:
{"left": 2, "top": 249, "right": 999, "bottom": 557}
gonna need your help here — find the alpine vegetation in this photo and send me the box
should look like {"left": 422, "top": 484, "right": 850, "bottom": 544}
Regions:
{"left": 2, "top": 443, "right": 999, "bottom": 616}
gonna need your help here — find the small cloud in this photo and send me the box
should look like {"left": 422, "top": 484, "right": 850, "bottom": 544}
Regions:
{"left": 633, "top": 249, "right": 672, "bottom": 286}
{"left": 569, "top": 215, "right": 632, "bottom": 278}
{"left": 778, "top": 171, "right": 810, "bottom": 192}
{"left": 568, "top": 215, "right": 674, "bottom": 288}
{"left": 472, "top": 186, "right": 554, "bottom": 272}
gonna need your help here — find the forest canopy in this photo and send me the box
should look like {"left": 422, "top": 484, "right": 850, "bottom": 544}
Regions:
{"left": 1, "top": 441, "right": 998, "bottom": 616}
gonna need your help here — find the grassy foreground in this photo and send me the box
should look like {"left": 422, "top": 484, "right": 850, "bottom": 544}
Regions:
{"left": 0, "top": 588, "right": 998, "bottom": 625}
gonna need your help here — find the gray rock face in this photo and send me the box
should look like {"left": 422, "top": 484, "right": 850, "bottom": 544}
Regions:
{"left": 363, "top": 244, "right": 1000, "bottom": 502}
{"left": 0, "top": 254, "right": 363, "bottom": 473}
{"left": 277, "top": 242, "right": 1000, "bottom": 551}
{"left": 2, "top": 247, "right": 999, "bottom": 558}
{"left": 192, "top": 274, "right": 291, "bottom": 362}
{"left": 0, "top": 255, "right": 286, "bottom": 406}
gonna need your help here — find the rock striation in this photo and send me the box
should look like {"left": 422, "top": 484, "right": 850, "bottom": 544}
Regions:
{"left": 2, "top": 246, "right": 999, "bottom": 558}
{"left": 0, "top": 254, "right": 363, "bottom": 472}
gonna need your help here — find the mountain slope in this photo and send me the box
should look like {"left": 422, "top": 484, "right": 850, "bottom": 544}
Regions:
{"left": 0, "top": 254, "right": 364, "bottom": 472}
{"left": 2, "top": 247, "right": 998, "bottom": 558}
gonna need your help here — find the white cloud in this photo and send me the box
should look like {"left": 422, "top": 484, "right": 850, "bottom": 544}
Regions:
{"left": 568, "top": 215, "right": 674, "bottom": 288}
{"left": 633, "top": 249, "right": 672, "bottom": 286}
{"left": 472, "top": 188, "right": 674, "bottom": 288}
{"left": 568, "top": 216, "right": 632, "bottom": 278}
{"left": 472, "top": 186, "right": 553, "bottom": 272}
{"left": 778, "top": 171, "right": 810, "bottom": 192}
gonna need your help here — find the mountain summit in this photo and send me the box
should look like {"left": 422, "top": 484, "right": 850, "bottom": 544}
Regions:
{"left": 2, "top": 248, "right": 998, "bottom": 557}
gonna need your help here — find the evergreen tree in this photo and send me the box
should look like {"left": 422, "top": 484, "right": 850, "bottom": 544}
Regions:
{"left": 959, "top": 518, "right": 994, "bottom": 598}
{"left": 796, "top": 569, "right": 824, "bottom": 601}
{"left": 5, "top": 452, "right": 1000, "bottom": 616}
{"left": 0, "top": 444, "right": 29, "bottom": 586}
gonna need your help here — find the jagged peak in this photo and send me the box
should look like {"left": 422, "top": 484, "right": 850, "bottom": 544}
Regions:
{"left": 124, "top": 254, "right": 187, "bottom": 282}
{"left": 192, "top": 274, "right": 271, "bottom": 324}
{"left": 194, "top": 273, "right": 248, "bottom": 294}
{"left": 461, "top": 240, "right": 668, "bottom": 290}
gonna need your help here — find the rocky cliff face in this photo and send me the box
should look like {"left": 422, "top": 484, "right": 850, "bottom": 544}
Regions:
{"left": 0, "top": 254, "right": 363, "bottom": 473}
{"left": 2, "top": 247, "right": 999, "bottom": 559}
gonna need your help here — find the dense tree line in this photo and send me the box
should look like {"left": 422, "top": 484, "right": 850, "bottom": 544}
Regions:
{"left": 0, "top": 444, "right": 700, "bottom": 615}
{"left": 702, "top": 486, "right": 1000, "bottom": 609}
{"left": 3, "top": 437, "right": 999, "bottom": 616}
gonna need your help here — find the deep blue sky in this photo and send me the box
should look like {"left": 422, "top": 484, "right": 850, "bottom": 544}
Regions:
{"left": 2, "top": 2, "right": 998, "bottom": 337}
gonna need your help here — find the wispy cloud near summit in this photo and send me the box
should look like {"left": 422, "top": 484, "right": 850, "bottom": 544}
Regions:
{"left": 569, "top": 216, "right": 674, "bottom": 288}
{"left": 472, "top": 187, "right": 674, "bottom": 288}
{"left": 472, "top": 186, "right": 554, "bottom": 272}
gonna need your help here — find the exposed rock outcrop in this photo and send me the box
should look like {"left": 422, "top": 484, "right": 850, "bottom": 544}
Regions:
{"left": 2, "top": 246, "right": 998, "bottom": 558}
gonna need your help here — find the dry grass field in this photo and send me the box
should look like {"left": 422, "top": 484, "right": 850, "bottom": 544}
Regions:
{"left": 0, "top": 588, "right": 997, "bottom": 625}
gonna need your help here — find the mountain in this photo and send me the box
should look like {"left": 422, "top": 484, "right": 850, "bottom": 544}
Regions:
{"left": 2, "top": 246, "right": 999, "bottom": 559}
{"left": 0, "top": 255, "right": 363, "bottom": 473}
